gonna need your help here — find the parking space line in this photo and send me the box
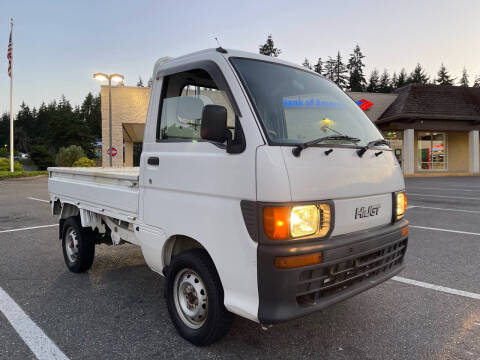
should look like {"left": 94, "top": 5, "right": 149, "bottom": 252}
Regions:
{"left": 407, "top": 205, "right": 480, "bottom": 214}
{"left": 407, "top": 193, "right": 480, "bottom": 200}
{"left": 0, "top": 224, "right": 57, "bottom": 234}
{"left": 410, "top": 225, "right": 480, "bottom": 236}
{"left": 0, "top": 286, "right": 70, "bottom": 360}
{"left": 410, "top": 186, "right": 480, "bottom": 192}
{"left": 409, "top": 187, "right": 480, "bottom": 192}
{"left": 27, "top": 197, "right": 50, "bottom": 203}
{"left": 392, "top": 276, "right": 480, "bottom": 300}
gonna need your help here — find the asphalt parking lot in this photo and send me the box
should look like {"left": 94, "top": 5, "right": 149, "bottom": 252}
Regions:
{"left": 0, "top": 176, "right": 479, "bottom": 360}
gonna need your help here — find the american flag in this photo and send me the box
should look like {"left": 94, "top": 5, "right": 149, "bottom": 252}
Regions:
{"left": 7, "top": 28, "right": 12, "bottom": 77}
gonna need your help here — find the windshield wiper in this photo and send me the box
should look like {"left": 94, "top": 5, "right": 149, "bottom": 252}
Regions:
{"left": 292, "top": 135, "right": 361, "bottom": 157}
{"left": 356, "top": 139, "right": 390, "bottom": 158}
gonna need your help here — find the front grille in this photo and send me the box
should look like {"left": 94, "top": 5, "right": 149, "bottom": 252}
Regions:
{"left": 296, "top": 238, "right": 407, "bottom": 306}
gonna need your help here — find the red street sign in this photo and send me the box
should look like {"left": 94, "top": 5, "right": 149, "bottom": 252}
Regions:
{"left": 107, "top": 147, "right": 118, "bottom": 157}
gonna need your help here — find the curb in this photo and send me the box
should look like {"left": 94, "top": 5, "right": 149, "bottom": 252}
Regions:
{"left": 1, "top": 174, "right": 48, "bottom": 181}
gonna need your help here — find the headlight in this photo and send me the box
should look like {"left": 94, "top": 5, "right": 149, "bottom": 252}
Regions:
{"left": 395, "top": 192, "right": 407, "bottom": 220}
{"left": 290, "top": 205, "right": 319, "bottom": 238}
{"left": 263, "top": 203, "right": 331, "bottom": 240}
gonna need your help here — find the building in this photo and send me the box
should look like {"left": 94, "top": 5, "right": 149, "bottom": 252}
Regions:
{"left": 101, "top": 84, "right": 480, "bottom": 175}
{"left": 351, "top": 84, "right": 480, "bottom": 175}
{"left": 100, "top": 85, "right": 150, "bottom": 167}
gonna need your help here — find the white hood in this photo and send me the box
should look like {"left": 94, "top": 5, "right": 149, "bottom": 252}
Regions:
{"left": 280, "top": 146, "right": 404, "bottom": 201}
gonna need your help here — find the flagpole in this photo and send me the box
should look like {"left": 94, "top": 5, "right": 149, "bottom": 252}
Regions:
{"left": 9, "top": 18, "right": 14, "bottom": 173}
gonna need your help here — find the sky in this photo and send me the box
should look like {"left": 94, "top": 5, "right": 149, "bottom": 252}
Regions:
{"left": 1, "top": 0, "right": 480, "bottom": 114}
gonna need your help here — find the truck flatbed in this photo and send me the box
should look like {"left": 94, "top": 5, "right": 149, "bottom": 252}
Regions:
{"left": 48, "top": 167, "right": 139, "bottom": 219}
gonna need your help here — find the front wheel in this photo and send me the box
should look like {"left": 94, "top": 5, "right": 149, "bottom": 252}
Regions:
{"left": 165, "top": 249, "right": 232, "bottom": 346}
{"left": 61, "top": 217, "right": 95, "bottom": 273}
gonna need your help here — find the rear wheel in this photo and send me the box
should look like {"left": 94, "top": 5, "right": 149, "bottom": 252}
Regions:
{"left": 61, "top": 217, "right": 95, "bottom": 273}
{"left": 166, "top": 248, "right": 232, "bottom": 346}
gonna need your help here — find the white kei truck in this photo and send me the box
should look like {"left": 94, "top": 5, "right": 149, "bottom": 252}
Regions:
{"left": 48, "top": 48, "right": 408, "bottom": 346}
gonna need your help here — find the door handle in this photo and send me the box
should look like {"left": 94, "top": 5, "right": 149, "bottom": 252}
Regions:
{"left": 148, "top": 157, "right": 159, "bottom": 166}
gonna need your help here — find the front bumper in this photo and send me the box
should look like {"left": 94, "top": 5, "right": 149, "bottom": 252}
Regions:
{"left": 257, "top": 219, "right": 408, "bottom": 323}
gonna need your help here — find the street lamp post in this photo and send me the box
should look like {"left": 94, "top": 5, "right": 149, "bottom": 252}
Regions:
{"left": 93, "top": 72, "right": 124, "bottom": 167}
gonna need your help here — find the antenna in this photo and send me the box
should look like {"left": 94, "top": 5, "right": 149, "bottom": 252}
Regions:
{"left": 214, "top": 37, "right": 227, "bottom": 54}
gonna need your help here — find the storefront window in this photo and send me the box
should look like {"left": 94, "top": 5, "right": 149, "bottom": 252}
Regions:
{"left": 417, "top": 132, "right": 447, "bottom": 170}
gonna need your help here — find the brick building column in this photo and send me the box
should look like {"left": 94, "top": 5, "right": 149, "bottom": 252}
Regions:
{"left": 468, "top": 130, "right": 479, "bottom": 173}
{"left": 124, "top": 141, "right": 133, "bottom": 167}
{"left": 403, "top": 129, "right": 415, "bottom": 175}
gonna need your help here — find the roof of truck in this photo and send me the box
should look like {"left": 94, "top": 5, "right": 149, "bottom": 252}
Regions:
{"left": 154, "top": 48, "right": 308, "bottom": 76}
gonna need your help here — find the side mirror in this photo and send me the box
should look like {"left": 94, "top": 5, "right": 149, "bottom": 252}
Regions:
{"left": 201, "top": 104, "right": 230, "bottom": 143}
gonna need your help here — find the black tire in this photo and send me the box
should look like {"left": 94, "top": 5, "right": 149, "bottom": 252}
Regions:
{"left": 165, "top": 248, "right": 233, "bottom": 346}
{"left": 61, "top": 217, "right": 95, "bottom": 273}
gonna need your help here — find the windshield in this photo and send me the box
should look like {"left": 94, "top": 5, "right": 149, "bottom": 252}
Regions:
{"left": 230, "top": 58, "right": 384, "bottom": 147}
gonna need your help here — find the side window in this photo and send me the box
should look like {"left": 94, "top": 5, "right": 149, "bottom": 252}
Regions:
{"left": 157, "top": 68, "right": 235, "bottom": 141}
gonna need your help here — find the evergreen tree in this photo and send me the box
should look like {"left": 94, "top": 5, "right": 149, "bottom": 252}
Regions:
{"left": 346, "top": 44, "right": 366, "bottom": 91}
{"left": 459, "top": 67, "right": 469, "bottom": 87}
{"left": 332, "top": 51, "right": 349, "bottom": 89}
{"left": 0, "top": 113, "right": 9, "bottom": 149}
{"left": 137, "top": 77, "right": 144, "bottom": 87}
{"left": 473, "top": 75, "right": 480, "bottom": 87}
{"left": 259, "top": 34, "right": 281, "bottom": 57}
{"left": 302, "top": 58, "right": 312, "bottom": 70}
{"left": 408, "top": 63, "right": 429, "bottom": 84}
{"left": 34, "top": 103, "right": 49, "bottom": 143}
{"left": 313, "top": 58, "right": 323, "bottom": 75}
{"left": 397, "top": 68, "right": 408, "bottom": 88}
{"left": 80, "top": 92, "right": 102, "bottom": 139}
{"left": 378, "top": 69, "right": 391, "bottom": 93}
{"left": 367, "top": 69, "right": 380, "bottom": 92}
{"left": 435, "top": 63, "right": 454, "bottom": 85}
{"left": 47, "top": 96, "right": 95, "bottom": 157}
{"left": 15, "top": 102, "right": 35, "bottom": 153}
{"left": 391, "top": 72, "right": 398, "bottom": 89}
{"left": 323, "top": 57, "right": 336, "bottom": 81}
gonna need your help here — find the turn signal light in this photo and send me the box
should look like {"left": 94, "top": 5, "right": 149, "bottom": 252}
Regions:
{"left": 402, "top": 226, "right": 409, "bottom": 237}
{"left": 263, "top": 206, "right": 290, "bottom": 240}
{"left": 274, "top": 252, "right": 322, "bottom": 269}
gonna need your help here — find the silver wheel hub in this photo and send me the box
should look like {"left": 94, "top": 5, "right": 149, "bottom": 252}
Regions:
{"left": 173, "top": 268, "right": 208, "bottom": 329}
{"left": 65, "top": 228, "right": 79, "bottom": 263}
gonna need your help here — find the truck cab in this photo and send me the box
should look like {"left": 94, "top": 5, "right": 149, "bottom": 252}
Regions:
{"left": 49, "top": 48, "right": 408, "bottom": 346}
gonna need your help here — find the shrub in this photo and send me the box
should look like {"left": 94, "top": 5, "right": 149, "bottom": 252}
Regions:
{"left": 55, "top": 145, "right": 85, "bottom": 167}
{"left": 72, "top": 157, "right": 96, "bottom": 167}
{"left": 30, "top": 146, "right": 55, "bottom": 170}
{"left": 0, "top": 158, "right": 23, "bottom": 171}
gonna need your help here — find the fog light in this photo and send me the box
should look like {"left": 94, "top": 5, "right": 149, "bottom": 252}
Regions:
{"left": 290, "top": 205, "right": 319, "bottom": 238}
